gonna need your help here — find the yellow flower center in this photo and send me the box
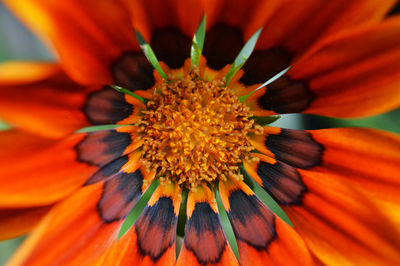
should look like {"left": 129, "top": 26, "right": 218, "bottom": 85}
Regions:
{"left": 138, "top": 69, "right": 259, "bottom": 189}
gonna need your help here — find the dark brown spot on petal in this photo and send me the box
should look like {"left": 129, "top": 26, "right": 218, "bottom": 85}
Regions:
{"left": 97, "top": 169, "right": 144, "bottom": 223}
{"left": 227, "top": 190, "right": 276, "bottom": 249}
{"left": 136, "top": 197, "right": 177, "bottom": 261}
{"left": 111, "top": 52, "right": 156, "bottom": 91}
{"left": 258, "top": 76, "right": 313, "bottom": 114}
{"left": 151, "top": 27, "right": 191, "bottom": 69}
{"left": 86, "top": 155, "right": 129, "bottom": 185}
{"left": 240, "top": 48, "right": 292, "bottom": 86}
{"left": 203, "top": 24, "right": 244, "bottom": 70}
{"left": 265, "top": 129, "right": 324, "bottom": 169}
{"left": 257, "top": 161, "right": 305, "bottom": 205}
{"left": 83, "top": 86, "right": 134, "bottom": 125}
{"left": 75, "top": 129, "right": 131, "bottom": 168}
{"left": 184, "top": 202, "right": 226, "bottom": 264}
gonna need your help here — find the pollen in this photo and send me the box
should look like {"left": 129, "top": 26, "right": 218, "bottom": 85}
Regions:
{"left": 138, "top": 69, "right": 259, "bottom": 189}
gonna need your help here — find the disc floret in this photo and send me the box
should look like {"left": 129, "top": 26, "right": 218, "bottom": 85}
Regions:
{"left": 139, "top": 70, "right": 259, "bottom": 189}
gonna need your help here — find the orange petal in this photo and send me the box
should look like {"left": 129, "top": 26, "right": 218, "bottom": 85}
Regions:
{"left": 100, "top": 183, "right": 181, "bottom": 266}
{"left": 3, "top": 0, "right": 138, "bottom": 85}
{"left": 0, "top": 134, "right": 96, "bottom": 207}
{"left": 127, "top": 0, "right": 202, "bottom": 69}
{"left": 7, "top": 183, "right": 124, "bottom": 266}
{"left": 0, "top": 61, "right": 89, "bottom": 138}
{"left": 0, "top": 129, "right": 57, "bottom": 162}
{"left": 286, "top": 16, "right": 400, "bottom": 117}
{"left": 240, "top": 1, "right": 397, "bottom": 87}
{"left": 176, "top": 185, "right": 239, "bottom": 266}
{"left": 246, "top": 127, "right": 400, "bottom": 264}
{"left": 0, "top": 205, "right": 52, "bottom": 240}
{"left": 309, "top": 128, "right": 400, "bottom": 224}
{"left": 204, "top": 0, "right": 281, "bottom": 40}
{"left": 258, "top": 0, "right": 396, "bottom": 54}
{"left": 130, "top": 0, "right": 203, "bottom": 41}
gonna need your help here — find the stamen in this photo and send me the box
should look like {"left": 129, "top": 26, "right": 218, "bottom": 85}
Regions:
{"left": 138, "top": 69, "right": 259, "bottom": 189}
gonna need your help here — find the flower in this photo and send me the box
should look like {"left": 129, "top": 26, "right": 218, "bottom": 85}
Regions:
{"left": 1, "top": 0, "right": 400, "bottom": 265}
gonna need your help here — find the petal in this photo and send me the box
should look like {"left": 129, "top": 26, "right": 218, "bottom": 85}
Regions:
{"left": 100, "top": 183, "right": 181, "bottom": 265}
{"left": 7, "top": 183, "right": 123, "bottom": 265}
{"left": 0, "top": 129, "right": 57, "bottom": 162}
{"left": 289, "top": 16, "right": 400, "bottom": 117}
{"left": 76, "top": 126, "right": 140, "bottom": 171}
{"left": 130, "top": 0, "right": 202, "bottom": 69}
{"left": 219, "top": 180, "right": 314, "bottom": 266}
{"left": 0, "top": 205, "right": 52, "bottom": 240}
{"left": 83, "top": 86, "right": 145, "bottom": 125}
{"left": 246, "top": 127, "right": 400, "bottom": 264}
{"left": 0, "top": 62, "right": 89, "bottom": 138}
{"left": 176, "top": 185, "right": 239, "bottom": 266}
{"left": 3, "top": 0, "right": 138, "bottom": 85}
{"left": 248, "top": 16, "right": 400, "bottom": 117}
{"left": 111, "top": 51, "right": 157, "bottom": 92}
{"left": 240, "top": 0, "right": 397, "bottom": 87}
{"left": 97, "top": 163, "right": 155, "bottom": 223}
{"left": 258, "top": 0, "right": 396, "bottom": 54}
{"left": 0, "top": 134, "right": 96, "bottom": 207}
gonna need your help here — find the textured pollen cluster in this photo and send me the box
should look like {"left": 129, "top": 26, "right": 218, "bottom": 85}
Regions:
{"left": 137, "top": 69, "right": 260, "bottom": 189}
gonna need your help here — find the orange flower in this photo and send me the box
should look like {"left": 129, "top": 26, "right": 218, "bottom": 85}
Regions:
{"left": 1, "top": 0, "right": 400, "bottom": 265}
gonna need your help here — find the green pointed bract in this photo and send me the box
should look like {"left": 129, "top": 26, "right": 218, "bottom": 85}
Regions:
{"left": 238, "top": 66, "right": 291, "bottom": 102}
{"left": 191, "top": 15, "right": 207, "bottom": 68}
{"left": 225, "top": 28, "right": 263, "bottom": 86}
{"left": 111, "top": 85, "right": 148, "bottom": 104}
{"left": 253, "top": 115, "right": 281, "bottom": 126}
{"left": 216, "top": 189, "right": 240, "bottom": 260}
{"left": 75, "top": 124, "right": 126, "bottom": 133}
{"left": 117, "top": 179, "right": 160, "bottom": 240}
{"left": 135, "top": 30, "right": 168, "bottom": 80}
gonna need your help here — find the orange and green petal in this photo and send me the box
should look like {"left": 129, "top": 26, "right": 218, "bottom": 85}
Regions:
{"left": 246, "top": 127, "right": 400, "bottom": 264}
{"left": 3, "top": 0, "right": 139, "bottom": 85}
{"left": 176, "top": 184, "right": 239, "bottom": 266}
{"left": 100, "top": 182, "right": 181, "bottom": 266}
{"left": 219, "top": 180, "right": 314, "bottom": 266}
{"left": 0, "top": 62, "right": 89, "bottom": 138}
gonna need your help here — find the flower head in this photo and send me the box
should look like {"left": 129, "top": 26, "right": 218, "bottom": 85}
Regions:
{"left": 1, "top": 0, "right": 400, "bottom": 265}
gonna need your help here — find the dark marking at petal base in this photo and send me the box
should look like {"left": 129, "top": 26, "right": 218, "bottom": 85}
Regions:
{"left": 203, "top": 24, "right": 244, "bottom": 70}
{"left": 184, "top": 202, "right": 226, "bottom": 264}
{"left": 75, "top": 129, "right": 131, "bottom": 168}
{"left": 257, "top": 161, "right": 305, "bottom": 205}
{"left": 240, "top": 48, "right": 292, "bottom": 86}
{"left": 266, "top": 129, "right": 324, "bottom": 169}
{"left": 151, "top": 27, "right": 191, "bottom": 69}
{"left": 227, "top": 190, "right": 276, "bottom": 249}
{"left": 258, "top": 76, "right": 313, "bottom": 114}
{"left": 83, "top": 86, "right": 133, "bottom": 125}
{"left": 85, "top": 155, "right": 129, "bottom": 185}
{"left": 112, "top": 51, "right": 156, "bottom": 91}
{"left": 98, "top": 169, "right": 144, "bottom": 223}
{"left": 136, "top": 197, "right": 177, "bottom": 261}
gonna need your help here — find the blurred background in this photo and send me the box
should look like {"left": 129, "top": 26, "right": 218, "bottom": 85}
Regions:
{"left": 0, "top": 2, "right": 399, "bottom": 265}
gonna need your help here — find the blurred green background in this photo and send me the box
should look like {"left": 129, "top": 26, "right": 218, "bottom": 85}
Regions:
{"left": 0, "top": 2, "right": 399, "bottom": 265}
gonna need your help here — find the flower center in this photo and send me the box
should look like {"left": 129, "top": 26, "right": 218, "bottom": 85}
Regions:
{"left": 138, "top": 69, "right": 259, "bottom": 189}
